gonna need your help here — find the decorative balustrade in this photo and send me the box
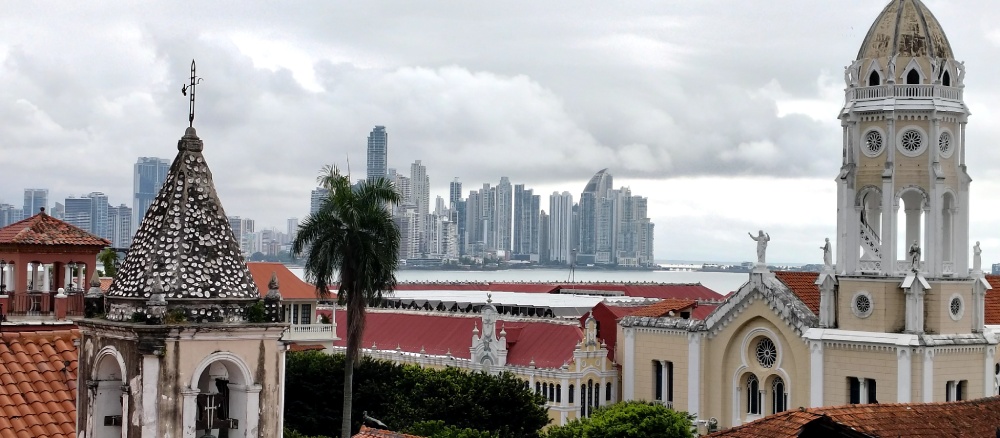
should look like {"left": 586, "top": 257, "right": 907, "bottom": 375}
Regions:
{"left": 850, "top": 84, "right": 963, "bottom": 101}
{"left": 895, "top": 261, "right": 925, "bottom": 274}
{"left": 3, "top": 291, "right": 84, "bottom": 318}
{"left": 942, "top": 262, "right": 955, "bottom": 276}
{"left": 285, "top": 323, "right": 338, "bottom": 341}
{"left": 858, "top": 260, "right": 882, "bottom": 273}
{"left": 657, "top": 400, "right": 673, "bottom": 409}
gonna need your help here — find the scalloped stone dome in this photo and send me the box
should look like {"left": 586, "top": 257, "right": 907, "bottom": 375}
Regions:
{"left": 857, "top": 0, "right": 954, "bottom": 60}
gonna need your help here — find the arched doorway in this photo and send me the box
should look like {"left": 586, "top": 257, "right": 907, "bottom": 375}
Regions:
{"left": 188, "top": 353, "right": 258, "bottom": 438}
{"left": 896, "top": 187, "right": 927, "bottom": 272}
{"left": 92, "top": 348, "right": 127, "bottom": 436}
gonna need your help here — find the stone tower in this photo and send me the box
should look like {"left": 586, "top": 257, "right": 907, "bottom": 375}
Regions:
{"left": 835, "top": 0, "right": 970, "bottom": 278}
{"left": 76, "top": 126, "right": 287, "bottom": 437}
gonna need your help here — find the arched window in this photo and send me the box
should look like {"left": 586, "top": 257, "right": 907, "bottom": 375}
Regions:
{"left": 569, "top": 384, "right": 575, "bottom": 403}
{"left": 942, "top": 70, "right": 951, "bottom": 87}
{"left": 536, "top": 381, "right": 541, "bottom": 394}
{"left": 542, "top": 382, "right": 548, "bottom": 399}
{"left": 556, "top": 384, "right": 562, "bottom": 403}
{"left": 771, "top": 377, "right": 787, "bottom": 413}
{"left": 869, "top": 70, "right": 881, "bottom": 86}
{"left": 906, "top": 69, "right": 920, "bottom": 84}
{"left": 747, "top": 374, "right": 761, "bottom": 415}
{"left": 606, "top": 382, "right": 612, "bottom": 402}
{"left": 549, "top": 384, "right": 555, "bottom": 402}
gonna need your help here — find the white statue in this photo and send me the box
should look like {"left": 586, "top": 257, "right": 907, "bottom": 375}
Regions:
{"left": 850, "top": 59, "right": 864, "bottom": 86}
{"left": 887, "top": 54, "right": 898, "bottom": 83}
{"left": 908, "top": 240, "right": 921, "bottom": 271}
{"left": 821, "top": 238, "right": 832, "bottom": 268}
{"left": 931, "top": 57, "right": 941, "bottom": 83}
{"left": 974, "top": 241, "right": 982, "bottom": 272}
{"left": 844, "top": 65, "right": 852, "bottom": 87}
{"left": 748, "top": 230, "right": 770, "bottom": 265}
{"left": 957, "top": 61, "right": 966, "bottom": 85}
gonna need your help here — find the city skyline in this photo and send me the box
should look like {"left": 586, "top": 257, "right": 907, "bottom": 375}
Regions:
{"left": 3, "top": 2, "right": 1000, "bottom": 263}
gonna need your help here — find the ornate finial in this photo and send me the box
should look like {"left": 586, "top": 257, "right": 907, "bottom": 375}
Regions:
{"left": 181, "top": 59, "right": 203, "bottom": 128}
{"left": 486, "top": 293, "right": 492, "bottom": 304}
{"left": 268, "top": 271, "right": 279, "bottom": 290}
{"left": 89, "top": 270, "right": 102, "bottom": 288}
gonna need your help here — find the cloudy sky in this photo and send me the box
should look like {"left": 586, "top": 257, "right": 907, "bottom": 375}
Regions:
{"left": 2, "top": 1, "right": 1000, "bottom": 264}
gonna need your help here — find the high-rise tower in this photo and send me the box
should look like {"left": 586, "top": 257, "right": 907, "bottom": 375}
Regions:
{"left": 495, "top": 177, "right": 513, "bottom": 253}
{"left": 22, "top": 189, "right": 47, "bottom": 220}
{"left": 367, "top": 126, "right": 388, "bottom": 182}
{"left": 133, "top": 157, "right": 171, "bottom": 231}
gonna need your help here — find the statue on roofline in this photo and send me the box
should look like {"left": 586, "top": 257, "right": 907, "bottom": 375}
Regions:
{"left": 748, "top": 230, "right": 770, "bottom": 265}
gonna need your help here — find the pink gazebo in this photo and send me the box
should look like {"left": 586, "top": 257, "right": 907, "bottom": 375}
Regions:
{"left": 0, "top": 208, "right": 110, "bottom": 318}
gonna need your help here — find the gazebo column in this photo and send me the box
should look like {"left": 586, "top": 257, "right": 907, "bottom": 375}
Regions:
{"left": 78, "top": 264, "right": 87, "bottom": 289}
{"left": 42, "top": 264, "right": 51, "bottom": 292}
{"left": 62, "top": 263, "right": 72, "bottom": 290}
{"left": 30, "top": 262, "right": 39, "bottom": 291}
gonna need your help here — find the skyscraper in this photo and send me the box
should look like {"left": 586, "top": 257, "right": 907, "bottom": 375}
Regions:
{"left": 513, "top": 184, "right": 539, "bottom": 257}
{"left": 578, "top": 169, "right": 613, "bottom": 265}
{"left": 133, "top": 157, "right": 171, "bottom": 230}
{"left": 108, "top": 204, "right": 133, "bottom": 248}
{"left": 64, "top": 196, "right": 93, "bottom": 233}
{"left": 495, "top": 177, "right": 513, "bottom": 253}
{"left": 0, "top": 204, "right": 20, "bottom": 227}
{"left": 410, "top": 160, "right": 429, "bottom": 252}
{"left": 309, "top": 188, "right": 329, "bottom": 215}
{"left": 449, "top": 178, "right": 462, "bottom": 213}
{"left": 464, "top": 190, "right": 482, "bottom": 255}
{"left": 87, "top": 192, "right": 110, "bottom": 240}
{"left": 23, "top": 189, "right": 47, "bottom": 218}
{"left": 367, "top": 126, "right": 388, "bottom": 182}
{"left": 287, "top": 218, "right": 299, "bottom": 241}
{"left": 548, "top": 192, "right": 574, "bottom": 263}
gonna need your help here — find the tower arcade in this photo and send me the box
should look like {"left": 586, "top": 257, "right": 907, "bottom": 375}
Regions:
{"left": 836, "top": 0, "right": 970, "bottom": 278}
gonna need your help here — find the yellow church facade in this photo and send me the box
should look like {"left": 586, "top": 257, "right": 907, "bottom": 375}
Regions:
{"left": 616, "top": 0, "right": 998, "bottom": 433}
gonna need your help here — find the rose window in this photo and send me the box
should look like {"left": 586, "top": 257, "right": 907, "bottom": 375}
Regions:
{"left": 950, "top": 297, "right": 962, "bottom": 317}
{"left": 865, "top": 131, "right": 883, "bottom": 156}
{"left": 900, "top": 130, "right": 923, "bottom": 153}
{"left": 755, "top": 338, "right": 777, "bottom": 368}
{"left": 855, "top": 295, "right": 871, "bottom": 314}
{"left": 939, "top": 132, "right": 952, "bottom": 155}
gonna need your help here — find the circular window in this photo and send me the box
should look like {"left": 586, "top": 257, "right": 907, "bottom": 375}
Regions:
{"left": 949, "top": 294, "right": 964, "bottom": 321}
{"left": 939, "top": 131, "right": 954, "bottom": 158}
{"left": 897, "top": 128, "right": 926, "bottom": 157}
{"left": 863, "top": 130, "right": 884, "bottom": 157}
{"left": 756, "top": 338, "right": 777, "bottom": 368}
{"left": 852, "top": 291, "right": 874, "bottom": 319}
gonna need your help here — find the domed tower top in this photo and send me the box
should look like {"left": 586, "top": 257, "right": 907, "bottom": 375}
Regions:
{"left": 856, "top": 0, "right": 954, "bottom": 61}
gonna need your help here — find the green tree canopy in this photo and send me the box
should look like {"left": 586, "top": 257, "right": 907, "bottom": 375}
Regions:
{"left": 543, "top": 401, "right": 694, "bottom": 438}
{"left": 284, "top": 351, "right": 549, "bottom": 438}
{"left": 97, "top": 248, "right": 118, "bottom": 279}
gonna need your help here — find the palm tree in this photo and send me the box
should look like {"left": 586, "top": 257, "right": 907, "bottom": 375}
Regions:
{"left": 292, "top": 165, "right": 401, "bottom": 438}
{"left": 97, "top": 248, "right": 119, "bottom": 279}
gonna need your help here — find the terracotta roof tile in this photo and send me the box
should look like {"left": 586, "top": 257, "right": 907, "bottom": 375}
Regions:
{"left": 627, "top": 299, "right": 698, "bottom": 318}
{"left": 0, "top": 329, "right": 79, "bottom": 438}
{"left": 0, "top": 212, "right": 110, "bottom": 247}
{"left": 984, "top": 275, "right": 1000, "bottom": 324}
{"left": 708, "top": 396, "right": 1000, "bottom": 437}
{"left": 247, "top": 262, "right": 322, "bottom": 300}
{"left": 353, "top": 425, "right": 425, "bottom": 438}
{"left": 335, "top": 310, "right": 584, "bottom": 369}
{"left": 773, "top": 271, "right": 820, "bottom": 315}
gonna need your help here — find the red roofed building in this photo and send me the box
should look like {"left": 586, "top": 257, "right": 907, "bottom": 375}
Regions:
{"left": 0, "top": 210, "right": 109, "bottom": 320}
{"left": 247, "top": 262, "right": 338, "bottom": 349}
{"left": 335, "top": 299, "right": 617, "bottom": 426}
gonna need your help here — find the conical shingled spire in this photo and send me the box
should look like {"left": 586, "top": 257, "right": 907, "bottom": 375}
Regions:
{"left": 104, "top": 127, "right": 259, "bottom": 323}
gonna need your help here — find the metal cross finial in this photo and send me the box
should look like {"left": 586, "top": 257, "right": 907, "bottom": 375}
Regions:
{"left": 181, "top": 59, "right": 203, "bottom": 127}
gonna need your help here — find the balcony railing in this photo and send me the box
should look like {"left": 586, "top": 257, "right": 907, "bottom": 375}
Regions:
{"left": 849, "top": 84, "right": 963, "bottom": 102}
{"left": 3, "top": 291, "right": 84, "bottom": 318}
{"left": 284, "top": 323, "right": 338, "bottom": 342}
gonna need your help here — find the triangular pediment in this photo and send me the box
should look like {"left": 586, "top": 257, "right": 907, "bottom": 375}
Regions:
{"left": 701, "top": 272, "right": 818, "bottom": 338}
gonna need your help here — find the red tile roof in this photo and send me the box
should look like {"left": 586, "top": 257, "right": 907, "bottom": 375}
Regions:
{"left": 354, "top": 425, "right": 424, "bottom": 438}
{"left": 627, "top": 299, "right": 698, "bottom": 318}
{"left": 334, "top": 311, "right": 584, "bottom": 368}
{"left": 0, "top": 328, "right": 79, "bottom": 438}
{"left": 0, "top": 212, "right": 110, "bottom": 248}
{"left": 984, "top": 275, "right": 1000, "bottom": 324}
{"left": 247, "top": 262, "right": 323, "bottom": 300}
{"left": 773, "top": 271, "right": 820, "bottom": 315}
{"left": 708, "top": 397, "right": 1000, "bottom": 437}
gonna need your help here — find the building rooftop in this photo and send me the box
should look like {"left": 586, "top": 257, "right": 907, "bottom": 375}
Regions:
{"left": 857, "top": 0, "right": 954, "bottom": 60}
{"left": 0, "top": 327, "right": 79, "bottom": 438}
{"left": 0, "top": 210, "right": 109, "bottom": 249}
{"left": 707, "top": 396, "right": 1000, "bottom": 437}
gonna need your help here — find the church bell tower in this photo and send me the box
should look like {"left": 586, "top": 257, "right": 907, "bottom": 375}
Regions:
{"left": 836, "top": 0, "right": 970, "bottom": 278}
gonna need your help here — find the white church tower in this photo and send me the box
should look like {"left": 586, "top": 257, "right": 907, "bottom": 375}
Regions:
{"left": 835, "top": 0, "right": 970, "bottom": 278}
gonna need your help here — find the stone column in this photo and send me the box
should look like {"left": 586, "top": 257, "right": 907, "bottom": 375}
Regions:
{"left": 622, "top": 328, "right": 635, "bottom": 401}
{"left": 985, "top": 347, "right": 996, "bottom": 398}
{"left": 809, "top": 341, "right": 824, "bottom": 407}
{"left": 181, "top": 388, "right": 199, "bottom": 437}
{"left": 30, "top": 262, "right": 39, "bottom": 291}
{"left": 687, "top": 333, "right": 701, "bottom": 418}
{"left": 141, "top": 355, "right": 160, "bottom": 437}
{"left": 922, "top": 349, "right": 935, "bottom": 402}
{"left": 897, "top": 348, "right": 912, "bottom": 402}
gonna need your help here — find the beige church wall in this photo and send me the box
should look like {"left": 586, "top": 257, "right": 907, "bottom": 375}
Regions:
{"left": 705, "top": 298, "right": 809, "bottom": 428}
{"left": 822, "top": 345, "right": 897, "bottom": 405}
{"left": 630, "top": 329, "right": 689, "bottom": 410}
{"left": 837, "top": 279, "right": 904, "bottom": 333}
{"left": 926, "top": 281, "right": 974, "bottom": 335}
{"left": 911, "top": 351, "right": 924, "bottom": 401}
{"left": 856, "top": 119, "right": 889, "bottom": 188}
{"left": 932, "top": 349, "right": 987, "bottom": 402}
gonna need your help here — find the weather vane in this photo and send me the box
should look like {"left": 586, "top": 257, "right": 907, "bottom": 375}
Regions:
{"left": 180, "top": 59, "right": 203, "bottom": 127}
